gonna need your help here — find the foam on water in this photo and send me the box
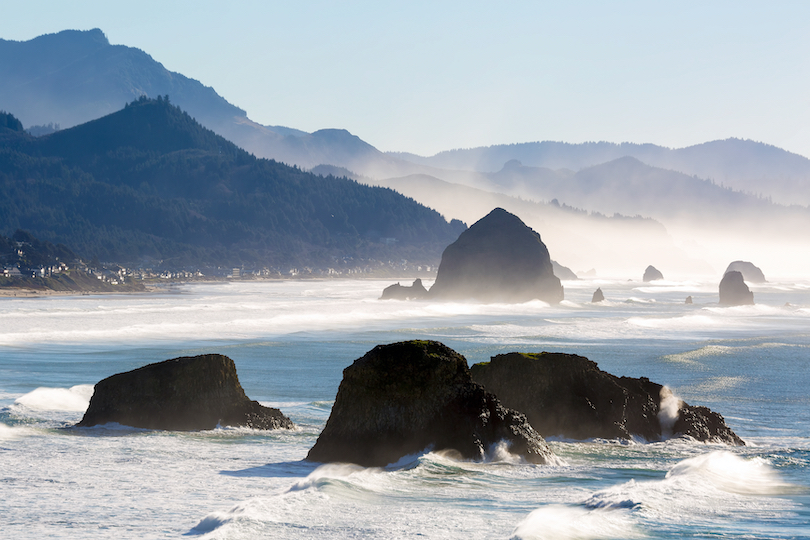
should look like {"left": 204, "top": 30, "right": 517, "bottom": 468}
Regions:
{"left": 511, "top": 504, "right": 641, "bottom": 540}
{"left": 665, "top": 451, "right": 795, "bottom": 496}
{"left": 14, "top": 384, "right": 94, "bottom": 412}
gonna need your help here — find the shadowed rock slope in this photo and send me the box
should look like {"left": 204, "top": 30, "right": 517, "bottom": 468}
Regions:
{"left": 77, "top": 354, "right": 293, "bottom": 431}
{"left": 307, "top": 341, "right": 555, "bottom": 466}
{"left": 470, "top": 352, "right": 744, "bottom": 445}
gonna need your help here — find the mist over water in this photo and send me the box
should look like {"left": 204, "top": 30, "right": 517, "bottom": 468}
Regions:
{"left": 1, "top": 279, "right": 809, "bottom": 538}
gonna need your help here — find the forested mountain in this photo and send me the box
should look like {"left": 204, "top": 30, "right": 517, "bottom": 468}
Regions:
{"left": 0, "top": 98, "right": 465, "bottom": 268}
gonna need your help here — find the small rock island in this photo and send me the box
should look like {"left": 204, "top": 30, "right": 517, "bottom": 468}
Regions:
{"left": 719, "top": 270, "right": 754, "bottom": 306}
{"left": 306, "top": 340, "right": 555, "bottom": 467}
{"left": 724, "top": 261, "right": 766, "bottom": 283}
{"left": 643, "top": 265, "right": 664, "bottom": 282}
{"left": 77, "top": 354, "right": 294, "bottom": 431}
{"left": 470, "top": 352, "right": 744, "bottom": 445}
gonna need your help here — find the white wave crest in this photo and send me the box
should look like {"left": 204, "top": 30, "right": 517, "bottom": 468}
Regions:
{"left": 511, "top": 504, "right": 641, "bottom": 540}
{"left": 14, "top": 384, "right": 94, "bottom": 412}
{"left": 666, "top": 451, "right": 793, "bottom": 495}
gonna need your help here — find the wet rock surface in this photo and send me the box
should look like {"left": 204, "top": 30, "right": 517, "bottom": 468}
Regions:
{"left": 77, "top": 354, "right": 294, "bottom": 431}
{"left": 470, "top": 352, "right": 744, "bottom": 445}
{"left": 307, "top": 340, "right": 555, "bottom": 466}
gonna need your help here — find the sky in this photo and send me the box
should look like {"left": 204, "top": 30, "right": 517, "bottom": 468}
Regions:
{"left": 2, "top": 1, "right": 809, "bottom": 157}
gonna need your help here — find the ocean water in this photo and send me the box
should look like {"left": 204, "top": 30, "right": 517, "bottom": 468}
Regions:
{"left": 1, "top": 278, "right": 808, "bottom": 539}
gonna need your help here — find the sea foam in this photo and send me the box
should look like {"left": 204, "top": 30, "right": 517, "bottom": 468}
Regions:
{"left": 14, "top": 384, "right": 94, "bottom": 412}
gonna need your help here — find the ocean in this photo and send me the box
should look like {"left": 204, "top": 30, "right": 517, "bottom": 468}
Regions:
{"left": 1, "top": 278, "right": 808, "bottom": 539}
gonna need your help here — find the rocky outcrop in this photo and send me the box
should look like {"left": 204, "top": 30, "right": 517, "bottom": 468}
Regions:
{"left": 719, "top": 270, "right": 754, "bottom": 305}
{"left": 428, "top": 208, "right": 563, "bottom": 303}
{"left": 470, "top": 352, "right": 744, "bottom": 445}
{"left": 307, "top": 341, "right": 555, "bottom": 466}
{"left": 724, "top": 261, "right": 766, "bottom": 283}
{"left": 551, "top": 260, "right": 578, "bottom": 280}
{"left": 380, "top": 278, "right": 429, "bottom": 300}
{"left": 77, "top": 354, "right": 294, "bottom": 431}
{"left": 643, "top": 265, "right": 664, "bottom": 282}
{"left": 592, "top": 288, "right": 605, "bottom": 303}
{"left": 685, "top": 295, "right": 693, "bottom": 304}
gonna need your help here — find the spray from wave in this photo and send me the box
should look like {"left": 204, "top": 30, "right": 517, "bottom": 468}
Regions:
{"left": 657, "top": 386, "right": 681, "bottom": 439}
{"left": 14, "top": 384, "right": 94, "bottom": 412}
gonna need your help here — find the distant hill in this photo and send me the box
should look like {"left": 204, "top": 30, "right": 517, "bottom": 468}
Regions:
{"left": 390, "top": 139, "right": 810, "bottom": 206}
{"left": 0, "top": 99, "right": 465, "bottom": 269}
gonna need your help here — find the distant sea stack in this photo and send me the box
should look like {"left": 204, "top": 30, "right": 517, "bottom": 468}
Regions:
{"left": 77, "top": 354, "right": 294, "bottom": 431}
{"left": 592, "top": 288, "right": 605, "bottom": 303}
{"left": 724, "top": 261, "right": 766, "bottom": 283}
{"left": 719, "top": 271, "right": 754, "bottom": 306}
{"left": 551, "top": 260, "right": 578, "bottom": 281}
{"left": 643, "top": 265, "right": 664, "bottom": 282}
{"left": 470, "top": 352, "right": 744, "bottom": 445}
{"left": 380, "top": 278, "right": 429, "bottom": 300}
{"left": 306, "top": 341, "right": 555, "bottom": 467}
{"left": 427, "top": 208, "right": 563, "bottom": 303}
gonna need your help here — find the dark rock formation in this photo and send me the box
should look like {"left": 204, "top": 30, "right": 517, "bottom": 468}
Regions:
{"left": 685, "top": 295, "right": 693, "bottom": 304}
{"left": 592, "top": 288, "right": 605, "bottom": 303}
{"left": 551, "top": 260, "right": 578, "bottom": 280}
{"left": 307, "top": 341, "right": 555, "bottom": 467}
{"left": 470, "top": 352, "right": 744, "bottom": 445}
{"left": 428, "top": 208, "right": 563, "bottom": 303}
{"left": 724, "top": 261, "right": 766, "bottom": 283}
{"left": 719, "top": 270, "right": 754, "bottom": 306}
{"left": 380, "top": 278, "right": 429, "bottom": 300}
{"left": 77, "top": 354, "right": 294, "bottom": 431}
{"left": 643, "top": 265, "right": 664, "bottom": 282}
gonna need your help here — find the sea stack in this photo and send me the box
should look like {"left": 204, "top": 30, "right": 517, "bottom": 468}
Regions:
{"left": 307, "top": 341, "right": 555, "bottom": 467}
{"left": 719, "top": 271, "right": 754, "bottom": 306}
{"left": 470, "top": 352, "right": 744, "bottom": 445}
{"left": 427, "top": 208, "right": 563, "bottom": 303}
{"left": 643, "top": 265, "right": 664, "bottom": 282}
{"left": 380, "top": 278, "right": 429, "bottom": 300}
{"left": 724, "top": 261, "right": 766, "bottom": 283}
{"left": 77, "top": 354, "right": 294, "bottom": 431}
{"left": 592, "top": 288, "right": 605, "bottom": 303}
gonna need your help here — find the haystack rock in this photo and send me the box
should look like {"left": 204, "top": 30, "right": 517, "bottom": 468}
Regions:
{"left": 719, "top": 271, "right": 754, "bottom": 306}
{"left": 380, "top": 278, "right": 429, "bottom": 300}
{"left": 427, "top": 208, "right": 563, "bottom": 303}
{"left": 592, "top": 288, "right": 605, "bottom": 303}
{"left": 643, "top": 265, "right": 664, "bottom": 282}
{"left": 306, "top": 341, "right": 555, "bottom": 467}
{"left": 724, "top": 261, "right": 766, "bottom": 283}
{"left": 77, "top": 354, "right": 294, "bottom": 431}
{"left": 470, "top": 352, "right": 744, "bottom": 445}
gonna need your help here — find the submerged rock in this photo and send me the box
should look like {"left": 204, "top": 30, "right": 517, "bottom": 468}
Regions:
{"left": 643, "top": 265, "right": 664, "bottom": 282}
{"left": 719, "top": 270, "right": 754, "bottom": 306}
{"left": 380, "top": 278, "right": 429, "bottom": 300}
{"left": 724, "top": 261, "right": 766, "bottom": 283}
{"left": 77, "top": 354, "right": 294, "bottom": 431}
{"left": 428, "top": 208, "right": 563, "bottom": 303}
{"left": 592, "top": 287, "right": 605, "bottom": 303}
{"left": 307, "top": 340, "right": 555, "bottom": 466}
{"left": 470, "top": 352, "right": 744, "bottom": 445}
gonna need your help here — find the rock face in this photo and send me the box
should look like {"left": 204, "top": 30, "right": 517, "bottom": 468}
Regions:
{"left": 380, "top": 278, "right": 429, "bottom": 300}
{"left": 719, "top": 271, "right": 754, "bottom": 305}
{"left": 428, "top": 208, "right": 563, "bottom": 303}
{"left": 724, "top": 261, "right": 766, "bottom": 283}
{"left": 470, "top": 352, "right": 744, "bottom": 445}
{"left": 551, "top": 260, "right": 578, "bottom": 280}
{"left": 592, "top": 288, "right": 605, "bottom": 303}
{"left": 643, "top": 265, "right": 664, "bottom": 282}
{"left": 307, "top": 341, "right": 555, "bottom": 466}
{"left": 77, "top": 354, "right": 294, "bottom": 430}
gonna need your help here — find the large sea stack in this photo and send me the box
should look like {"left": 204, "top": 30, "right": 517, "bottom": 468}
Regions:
{"left": 719, "top": 270, "right": 754, "bottom": 306}
{"left": 470, "top": 352, "right": 744, "bottom": 445}
{"left": 307, "top": 341, "right": 555, "bottom": 466}
{"left": 724, "top": 261, "right": 766, "bottom": 283}
{"left": 77, "top": 354, "right": 294, "bottom": 430}
{"left": 643, "top": 265, "right": 664, "bottom": 282}
{"left": 427, "top": 208, "right": 563, "bottom": 303}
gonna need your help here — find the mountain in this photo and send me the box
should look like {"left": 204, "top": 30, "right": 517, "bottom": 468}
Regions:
{"left": 0, "top": 99, "right": 465, "bottom": 269}
{"left": 390, "top": 139, "right": 810, "bottom": 206}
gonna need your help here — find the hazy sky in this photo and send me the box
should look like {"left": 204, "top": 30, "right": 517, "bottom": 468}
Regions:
{"left": 3, "top": 1, "right": 809, "bottom": 157}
